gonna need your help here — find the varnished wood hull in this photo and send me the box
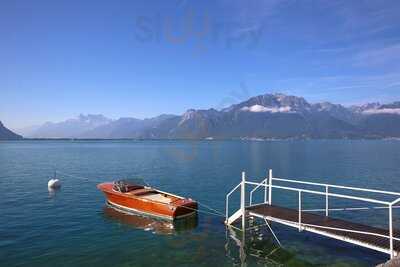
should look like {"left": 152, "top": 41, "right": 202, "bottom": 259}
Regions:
{"left": 97, "top": 183, "right": 198, "bottom": 220}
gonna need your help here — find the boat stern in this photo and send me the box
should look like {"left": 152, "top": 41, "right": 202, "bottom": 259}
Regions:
{"left": 173, "top": 199, "right": 198, "bottom": 219}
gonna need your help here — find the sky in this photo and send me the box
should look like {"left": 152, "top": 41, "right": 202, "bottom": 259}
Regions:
{"left": 1, "top": 0, "right": 400, "bottom": 129}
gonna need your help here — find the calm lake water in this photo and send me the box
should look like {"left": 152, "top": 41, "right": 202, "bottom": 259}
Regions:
{"left": 1, "top": 140, "right": 400, "bottom": 267}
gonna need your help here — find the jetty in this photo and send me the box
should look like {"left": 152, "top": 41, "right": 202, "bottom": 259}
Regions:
{"left": 225, "top": 170, "right": 400, "bottom": 259}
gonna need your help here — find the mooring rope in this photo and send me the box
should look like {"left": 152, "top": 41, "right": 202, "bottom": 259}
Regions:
{"left": 178, "top": 205, "right": 225, "bottom": 218}
{"left": 197, "top": 202, "right": 225, "bottom": 217}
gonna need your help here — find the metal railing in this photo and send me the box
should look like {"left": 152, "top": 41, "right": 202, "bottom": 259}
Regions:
{"left": 226, "top": 169, "right": 400, "bottom": 259}
{"left": 225, "top": 181, "right": 242, "bottom": 221}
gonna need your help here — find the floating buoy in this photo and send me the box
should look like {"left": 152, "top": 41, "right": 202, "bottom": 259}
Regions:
{"left": 48, "top": 171, "right": 61, "bottom": 189}
{"left": 48, "top": 178, "right": 61, "bottom": 189}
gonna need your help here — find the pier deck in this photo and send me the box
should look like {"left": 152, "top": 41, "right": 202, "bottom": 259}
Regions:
{"left": 247, "top": 203, "right": 400, "bottom": 253}
{"left": 225, "top": 170, "right": 400, "bottom": 259}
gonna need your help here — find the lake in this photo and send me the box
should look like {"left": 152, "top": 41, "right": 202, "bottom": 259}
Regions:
{"left": 1, "top": 140, "right": 400, "bottom": 266}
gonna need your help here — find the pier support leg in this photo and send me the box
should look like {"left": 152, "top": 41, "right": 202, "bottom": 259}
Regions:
{"left": 268, "top": 169, "right": 272, "bottom": 205}
{"left": 264, "top": 171, "right": 268, "bottom": 203}
{"left": 264, "top": 218, "right": 282, "bottom": 248}
{"left": 240, "top": 223, "right": 246, "bottom": 266}
{"left": 389, "top": 204, "right": 394, "bottom": 259}
{"left": 298, "top": 191, "right": 302, "bottom": 232}
{"left": 241, "top": 172, "right": 246, "bottom": 231}
{"left": 325, "top": 186, "right": 329, "bottom": 217}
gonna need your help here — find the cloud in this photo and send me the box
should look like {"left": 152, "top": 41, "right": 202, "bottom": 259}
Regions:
{"left": 240, "top": 71, "right": 400, "bottom": 108}
{"left": 217, "top": 0, "right": 288, "bottom": 37}
{"left": 353, "top": 43, "right": 400, "bottom": 68}
{"left": 241, "top": 105, "right": 292, "bottom": 113}
{"left": 363, "top": 108, "right": 400, "bottom": 115}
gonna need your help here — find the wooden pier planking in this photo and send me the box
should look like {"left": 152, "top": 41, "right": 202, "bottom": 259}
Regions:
{"left": 246, "top": 204, "right": 400, "bottom": 252}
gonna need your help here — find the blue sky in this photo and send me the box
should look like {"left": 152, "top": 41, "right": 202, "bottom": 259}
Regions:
{"left": 1, "top": 0, "right": 400, "bottom": 129}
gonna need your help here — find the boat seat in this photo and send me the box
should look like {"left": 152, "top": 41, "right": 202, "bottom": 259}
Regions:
{"left": 126, "top": 185, "right": 144, "bottom": 191}
{"left": 113, "top": 184, "right": 144, "bottom": 193}
{"left": 131, "top": 188, "right": 156, "bottom": 196}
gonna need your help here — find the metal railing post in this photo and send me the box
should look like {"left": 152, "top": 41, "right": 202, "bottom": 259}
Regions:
{"left": 264, "top": 171, "right": 268, "bottom": 203}
{"left": 268, "top": 169, "right": 272, "bottom": 205}
{"left": 389, "top": 203, "right": 394, "bottom": 259}
{"left": 298, "top": 190, "right": 302, "bottom": 232}
{"left": 325, "top": 185, "right": 329, "bottom": 217}
{"left": 241, "top": 172, "right": 246, "bottom": 231}
{"left": 225, "top": 195, "right": 229, "bottom": 223}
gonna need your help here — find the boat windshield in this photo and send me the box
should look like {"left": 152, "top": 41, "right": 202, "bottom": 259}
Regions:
{"left": 113, "top": 178, "right": 148, "bottom": 193}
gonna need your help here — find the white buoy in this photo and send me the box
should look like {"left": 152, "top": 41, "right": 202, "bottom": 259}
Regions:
{"left": 48, "top": 178, "right": 61, "bottom": 189}
{"left": 48, "top": 171, "right": 61, "bottom": 189}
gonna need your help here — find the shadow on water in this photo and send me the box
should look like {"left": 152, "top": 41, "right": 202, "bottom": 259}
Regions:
{"left": 102, "top": 205, "right": 198, "bottom": 235}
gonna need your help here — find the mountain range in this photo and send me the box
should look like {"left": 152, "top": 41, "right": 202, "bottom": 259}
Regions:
{"left": 0, "top": 121, "right": 23, "bottom": 140}
{"left": 12, "top": 93, "right": 400, "bottom": 139}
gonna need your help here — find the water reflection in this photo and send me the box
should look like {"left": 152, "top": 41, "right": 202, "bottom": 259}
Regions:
{"left": 225, "top": 219, "right": 316, "bottom": 266}
{"left": 102, "top": 205, "right": 198, "bottom": 235}
{"left": 48, "top": 187, "right": 61, "bottom": 197}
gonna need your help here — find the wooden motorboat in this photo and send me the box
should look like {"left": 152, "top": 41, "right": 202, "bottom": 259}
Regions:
{"left": 97, "top": 179, "right": 198, "bottom": 220}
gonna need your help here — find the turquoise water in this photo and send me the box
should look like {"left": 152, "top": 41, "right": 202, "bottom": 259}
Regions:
{"left": 1, "top": 140, "right": 400, "bottom": 266}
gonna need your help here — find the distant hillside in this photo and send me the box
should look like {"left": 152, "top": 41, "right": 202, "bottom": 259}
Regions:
{"left": 0, "top": 121, "right": 23, "bottom": 140}
{"left": 21, "top": 93, "right": 400, "bottom": 139}
{"left": 25, "top": 114, "right": 112, "bottom": 138}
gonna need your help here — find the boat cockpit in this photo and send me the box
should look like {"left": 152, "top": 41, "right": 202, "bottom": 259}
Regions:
{"left": 112, "top": 179, "right": 145, "bottom": 193}
{"left": 112, "top": 179, "right": 178, "bottom": 204}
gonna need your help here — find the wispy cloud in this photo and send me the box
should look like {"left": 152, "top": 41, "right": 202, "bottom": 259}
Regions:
{"left": 241, "top": 104, "right": 292, "bottom": 113}
{"left": 347, "top": 2, "right": 397, "bottom": 31}
{"left": 221, "top": 0, "right": 400, "bottom": 47}
{"left": 260, "top": 72, "right": 400, "bottom": 105}
{"left": 217, "top": 0, "right": 288, "bottom": 38}
{"left": 353, "top": 43, "right": 400, "bottom": 68}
